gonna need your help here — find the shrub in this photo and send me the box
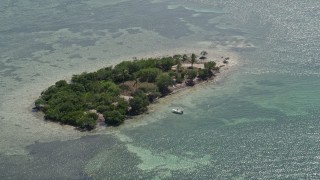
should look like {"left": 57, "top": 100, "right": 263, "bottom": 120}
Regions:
{"left": 129, "top": 91, "right": 149, "bottom": 115}
{"left": 104, "top": 110, "right": 125, "bottom": 126}
{"left": 198, "top": 69, "right": 210, "bottom": 80}
{"left": 186, "top": 69, "right": 197, "bottom": 80}
{"left": 76, "top": 112, "right": 98, "bottom": 130}
{"left": 156, "top": 73, "right": 173, "bottom": 95}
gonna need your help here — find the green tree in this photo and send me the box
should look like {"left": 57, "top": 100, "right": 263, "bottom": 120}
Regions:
{"left": 35, "top": 98, "right": 46, "bottom": 107}
{"left": 182, "top": 54, "right": 188, "bottom": 63}
{"left": 135, "top": 68, "right": 161, "bottom": 82}
{"left": 185, "top": 69, "right": 197, "bottom": 86}
{"left": 176, "top": 58, "right": 182, "bottom": 72}
{"left": 96, "top": 105, "right": 111, "bottom": 114}
{"left": 186, "top": 69, "right": 197, "bottom": 80}
{"left": 155, "top": 73, "right": 173, "bottom": 95}
{"left": 55, "top": 80, "right": 68, "bottom": 88}
{"left": 95, "top": 66, "right": 113, "bottom": 81}
{"left": 129, "top": 96, "right": 148, "bottom": 115}
{"left": 104, "top": 110, "right": 125, "bottom": 126}
{"left": 112, "top": 61, "right": 134, "bottom": 83}
{"left": 129, "top": 90, "right": 149, "bottom": 115}
{"left": 44, "top": 108, "right": 62, "bottom": 121}
{"left": 70, "top": 83, "right": 85, "bottom": 93}
{"left": 127, "top": 62, "right": 140, "bottom": 74}
{"left": 198, "top": 68, "right": 210, "bottom": 80}
{"left": 41, "top": 85, "right": 59, "bottom": 101}
{"left": 113, "top": 68, "right": 130, "bottom": 83}
{"left": 76, "top": 112, "right": 98, "bottom": 130}
{"left": 71, "top": 72, "right": 96, "bottom": 85}
{"left": 116, "top": 98, "right": 129, "bottom": 114}
{"left": 137, "top": 83, "right": 161, "bottom": 102}
{"left": 204, "top": 61, "right": 216, "bottom": 70}
{"left": 191, "top": 53, "right": 197, "bottom": 68}
{"left": 101, "top": 81, "right": 120, "bottom": 96}
{"left": 158, "top": 57, "right": 175, "bottom": 71}
{"left": 175, "top": 73, "right": 184, "bottom": 84}
{"left": 62, "top": 110, "right": 84, "bottom": 125}
{"left": 173, "top": 54, "right": 182, "bottom": 61}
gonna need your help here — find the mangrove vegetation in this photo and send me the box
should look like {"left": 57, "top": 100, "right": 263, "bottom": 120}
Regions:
{"left": 34, "top": 53, "right": 219, "bottom": 130}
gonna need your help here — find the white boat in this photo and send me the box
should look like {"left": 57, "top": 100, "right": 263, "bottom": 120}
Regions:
{"left": 172, "top": 108, "right": 183, "bottom": 114}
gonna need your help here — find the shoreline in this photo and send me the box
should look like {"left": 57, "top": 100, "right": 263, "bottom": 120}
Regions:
{"left": 95, "top": 49, "right": 239, "bottom": 131}
{"left": 33, "top": 49, "right": 238, "bottom": 131}
{"left": 111, "top": 50, "right": 238, "bottom": 129}
{"left": 0, "top": 45, "right": 240, "bottom": 155}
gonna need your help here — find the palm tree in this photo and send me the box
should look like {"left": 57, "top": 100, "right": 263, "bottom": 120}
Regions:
{"left": 191, "top": 53, "right": 196, "bottom": 68}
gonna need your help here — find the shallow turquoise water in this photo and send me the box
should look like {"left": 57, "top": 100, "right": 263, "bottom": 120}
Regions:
{"left": 1, "top": 0, "right": 320, "bottom": 179}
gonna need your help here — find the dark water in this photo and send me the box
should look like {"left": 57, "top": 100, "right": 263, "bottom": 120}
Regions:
{"left": 1, "top": 0, "right": 320, "bottom": 179}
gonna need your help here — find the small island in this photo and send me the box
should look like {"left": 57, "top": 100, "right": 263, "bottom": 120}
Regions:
{"left": 34, "top": 52, "right": 225, "bottom": 130}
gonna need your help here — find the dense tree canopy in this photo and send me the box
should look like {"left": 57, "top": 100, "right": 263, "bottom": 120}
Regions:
{"left": 35, "top": 53, "right": 217, "bottom": 130}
